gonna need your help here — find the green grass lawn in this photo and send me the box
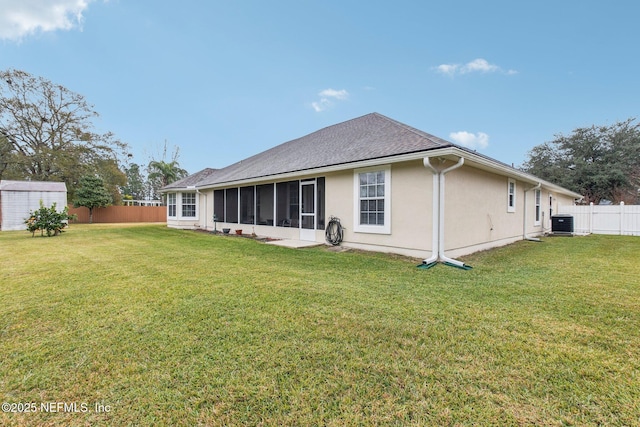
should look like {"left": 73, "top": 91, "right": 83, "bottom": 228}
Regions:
{"left": 0, "top": 225, "right": 638, "bottom": 426}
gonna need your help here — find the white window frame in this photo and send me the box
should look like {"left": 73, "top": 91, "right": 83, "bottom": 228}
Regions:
{"left": 167, "top": 193, "right": 177, "bottom": 218}
{"left": 180, "top": 192, "right": 198, "bottom": 219}
{"left": 353, "top": 165, "right": 391, "bottom": 234}
{"left": 534, "top": 189, "right": 541, "bottom": 226}
{"left": 507, "top": 178, "right": 516, "bottom": 213}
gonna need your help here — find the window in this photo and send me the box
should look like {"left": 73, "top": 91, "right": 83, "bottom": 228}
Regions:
{"left": 240, "top": 186, "right": 255, "bottom": 224}
{"left": 225, "top": 188, "right": 238, "bottom": 223}
{"left": 213, "top": 190, "right": 224, "bottom": 222}
{"left": 507, "top": 179, "right": 516, "bottom": 213}
{"left": 276, "top": 181, "right": 299, "bottom": 227}
{"left": 316, "top": 177, "right": 325, "bottom": 230}
{"left": 354, "top": 166, "right": 391, "bottom": 234}
{"left": 181, "top": 192, "right": 196, "bottom": 218}
{"left": 167, "top": 193, "right": 176, "bottom": 218}
{"left": 534, "top": 189, "right": 541, "bottom": 225}
{"left": 256, "top": 184, "right": 274, "bottom": 225}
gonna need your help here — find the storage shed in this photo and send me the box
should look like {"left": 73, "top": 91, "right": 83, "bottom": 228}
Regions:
{"left": 0, "top": 180, "right": 68, "bottom": 231}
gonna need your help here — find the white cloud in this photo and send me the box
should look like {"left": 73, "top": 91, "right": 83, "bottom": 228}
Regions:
{"left": 318, "top": 88, "right": 349, "bottom": 100}
{"left": 460, "top": 58, "right": 498, "bottom": 74}
{"left": 0, "top": 0, "right": 94, "bottom": 41}
{"left": 311, "top": 98, "right": 331, "bottom": 112}
{"left": 435, "top": 64, "right": 459, "bottom": 76}
{"left": 449, "top": 131, "right": 489, "bottom": 150}
{"left": 434, "top": 58, "right": 517, "bottom": 76}
{"left": 311, "top": 88, "right": 349, "bottom": 112}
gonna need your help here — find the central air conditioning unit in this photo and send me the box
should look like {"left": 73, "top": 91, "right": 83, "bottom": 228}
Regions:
{"left": 551, "top": 215, "right": 574, "bottom": 235}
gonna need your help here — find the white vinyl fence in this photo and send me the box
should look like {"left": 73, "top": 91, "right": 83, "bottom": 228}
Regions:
{"left": 558, "top": 202, "right": 640, "bottom": 236}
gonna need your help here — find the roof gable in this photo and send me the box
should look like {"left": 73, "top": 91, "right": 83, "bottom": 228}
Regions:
{"left": 162, "top": 168, "right": 218, "bottom": 190}
{"left": 160, "top": 112, "right": 581, "bottom": 199}
{"left": 195, "top": 113, "right": 452, "bottom": 187}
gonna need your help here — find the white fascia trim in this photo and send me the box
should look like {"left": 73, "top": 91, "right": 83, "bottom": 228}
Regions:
{"left": 430, "top": 147, "right": 583, "bottom": 199}
{"left": 191, "top": 146, "right": 582, "bottom": 199}
{"left": 195, "top": 152, "right": 427, "bottom": 190}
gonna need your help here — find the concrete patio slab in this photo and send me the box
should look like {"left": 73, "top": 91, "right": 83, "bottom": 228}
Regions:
{"left": 264, "top": 239, "right": 324, "bottom": 249}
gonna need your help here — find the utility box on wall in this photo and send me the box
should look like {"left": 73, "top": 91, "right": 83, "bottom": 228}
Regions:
{"left": 551, "top": 214, "right": 574, "bottom": 235}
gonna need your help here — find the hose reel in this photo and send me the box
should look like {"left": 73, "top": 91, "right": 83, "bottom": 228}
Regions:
{"left": 325, "top": 216, "right": 344, "bottom": 246}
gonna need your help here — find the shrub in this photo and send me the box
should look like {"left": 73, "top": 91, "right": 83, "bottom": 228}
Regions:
{"left": 24, "top": 201, "right": 74, "bottom": 237}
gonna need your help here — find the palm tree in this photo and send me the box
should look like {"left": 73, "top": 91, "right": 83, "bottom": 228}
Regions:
{"left": 148, "top": 160, "right": 188, "bottom": 187}
{"left": 147, "top": 160, "right": 188, "bottom": 202}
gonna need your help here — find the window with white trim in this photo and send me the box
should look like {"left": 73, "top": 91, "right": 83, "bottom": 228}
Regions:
{"left": 181, "top": 192, "right": 196, "bottom": 218}
{"left": 167, "top": 193, "right": 176, "bottom": 218}
{"left": 507, "top": 179, "right": 516, "bottom": 213}
{"left": 354, "top": 166, "right": 391, "bottom": 234}
{"left": 534, "top": 189, "right": 541, "bottom": 225}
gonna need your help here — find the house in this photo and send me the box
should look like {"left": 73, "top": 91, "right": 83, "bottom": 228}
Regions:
{"left": 0, "top": 180, "right": 68, "bottom": 231}
{"left": 162, "top": 113, "right": 581, "bottom": 266}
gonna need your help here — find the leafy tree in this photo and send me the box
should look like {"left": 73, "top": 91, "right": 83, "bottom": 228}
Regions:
{"left": 73, "top": 175, "right": 112, "bottom": 223}
{"left": 121, "top": 163, "right": 147, "bottom": 200}
{"left": 0, "top": 69, "right": 128, "bottom": 199}
{"left": 522, "top": 119, "right": 640, "bottom": 204}
{"left": 0, "top": 132, "right": 12, "bottom": 180}
{"left": 95, "top": 157, "right": 127, "bottom": 205}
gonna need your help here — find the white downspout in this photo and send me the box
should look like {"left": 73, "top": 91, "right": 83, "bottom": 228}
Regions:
{"left": 422, "top": 157, "right": 439, "bottom": 266}
{"left": 438, "top": 157, "right": 467, "bottom": 268}
{"left": 523, "top": 182, "right": 541, "bottom": 242}
{"left": 194, "top": 188, "right": 206, "bottom": 230}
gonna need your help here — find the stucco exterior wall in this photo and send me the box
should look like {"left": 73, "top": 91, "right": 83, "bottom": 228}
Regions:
{"left": 165, "top": 160, "right": 579, "bottom": 259}
{"left": 444, "top": 166, "right": 524, "bottom": 255}
{"left": 324, "top": 160, "right": 434, "bottom": 258}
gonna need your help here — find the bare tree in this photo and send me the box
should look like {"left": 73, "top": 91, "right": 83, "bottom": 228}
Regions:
{"left": 0, "top": 69, "right": 128, "bottom": 198}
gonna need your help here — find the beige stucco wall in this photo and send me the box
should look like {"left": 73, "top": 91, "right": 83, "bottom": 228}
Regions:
{"left": 166, "top": 160, "right": 579, "bottom": 259}
{"left": 324, "top": 160, "right": 434, "bottom": 258}
{"left": 444, "top": 165, "right": 525, "bottom": 255}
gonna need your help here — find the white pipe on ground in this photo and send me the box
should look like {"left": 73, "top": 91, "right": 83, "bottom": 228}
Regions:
{"left": 422, "top": 156, "right": 469, "bottom": 268}
{"left": 438, "top": 157, "right": 467, "bottom": 268}
{"left": 422, "top": 157, "right": 439, "bottom": 265}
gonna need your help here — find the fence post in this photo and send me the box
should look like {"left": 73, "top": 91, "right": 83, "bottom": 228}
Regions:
{"left": 589, "top": 202, "right": 594, "bottom": 234}
{"left": 620, "top": 201, "right": 625, "bottom": 235}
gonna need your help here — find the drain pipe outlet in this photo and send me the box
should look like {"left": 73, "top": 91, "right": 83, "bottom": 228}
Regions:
{"left": 439, "top": 157, "right": 469, "bottom": 268}
{"left": 523, "top": 182, "right": 542, "bottom": 242}
{"left": 421, "top": 157, "right": 439, "bottom": 266}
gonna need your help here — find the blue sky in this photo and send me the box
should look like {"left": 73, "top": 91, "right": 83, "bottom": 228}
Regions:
{"left": 1, "top": 0, "right": 638, "bottom": 175}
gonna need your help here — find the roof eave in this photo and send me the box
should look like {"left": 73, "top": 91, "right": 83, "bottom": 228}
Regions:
{"left": 424, "top": 147, "right": 583, "bottom": 199}
{"left": 163, "top": 146, "right": 581, "bottom": 200}
{"left": 192, "top": 150, "right": 435, "bottom": 190}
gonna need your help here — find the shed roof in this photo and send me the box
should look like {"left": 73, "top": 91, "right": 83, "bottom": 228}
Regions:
{"left": 0, "top": 180, "right": 67, "bottom": 192}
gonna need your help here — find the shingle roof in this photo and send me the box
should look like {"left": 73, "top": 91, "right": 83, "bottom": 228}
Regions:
{"left": 0, "top": 180, "right": 67, "bottom": 192}
{"left": 162, "top": 168, "right": 218, "bottom": 190}
{"left": 194, "top": 113, "right": 453, "bottom": 187}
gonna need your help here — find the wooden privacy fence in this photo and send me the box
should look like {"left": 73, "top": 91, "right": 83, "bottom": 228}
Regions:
{"left": 558, "top": 203, "right": 640, "bottom": 236}
{"left": 68, "top": 205, "right": 166, "bottom": 223}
